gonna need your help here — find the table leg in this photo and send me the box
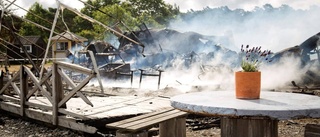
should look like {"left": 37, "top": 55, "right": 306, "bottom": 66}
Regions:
{"left": 221, "top": 117, "right": 278, "bottom": 137}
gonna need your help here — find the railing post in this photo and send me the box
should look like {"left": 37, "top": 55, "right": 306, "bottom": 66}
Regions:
{"left": 52, "top": 63, "right": 65, "bottom": 125}
{"left": 0, "top": 70, "right": 3, "bottom": 93}
{"left": 20, "top": 65, "right": 28, "bottom": 117}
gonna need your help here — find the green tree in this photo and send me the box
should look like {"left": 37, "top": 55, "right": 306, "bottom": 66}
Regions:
{"left": 126, "top": 0, "right": 179, "bottom": 25}
{"left": 88, "top": 0, "right": 180, "bottom": 40}
{"left": 19, "top": 2, "right": 81, "bottom": 41}
{"left": 74, "top": 0, "right": 121, "bottom": 40}
{"left": 92, "top": 4, "right": 137, "bottom": 40}
{"left": 19, "top": 2, "right": 53, "bottom": 40}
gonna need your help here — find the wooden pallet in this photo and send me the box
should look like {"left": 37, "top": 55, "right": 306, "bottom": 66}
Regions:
{"left": 106, "top": 107, "right": 188, "bottom": 137}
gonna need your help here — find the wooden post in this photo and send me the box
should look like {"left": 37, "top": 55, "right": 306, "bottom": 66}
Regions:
{"left": 52, "top": 63, "right": 65, "bottom": 125}
{"left": 0, "top": 70, "right": 3, "bottom": 93}
{"left": 116, "top": 130, "right": 148, "bottom": 137}
{"left": 0, "top": 70, "right": 2, "bottom": 101}
{"left": 159, "top": 117, "right": 186, "bottom": 137}
{"left": 221, "top": 117, "right": 278, "bottom": 137}
{"left": 20, "top": 65, "right": 28, "bottom": 116}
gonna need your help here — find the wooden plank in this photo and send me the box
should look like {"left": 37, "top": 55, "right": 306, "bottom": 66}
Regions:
{"left": 132, "top": 97, "right": 170, "bottom": 110}
{"left": 55, "top": 61, "right": 93, "bottom": 75}
{"left": 25, "top": 96, "right": 171, "bottom": 119}
{"left": 58, "top": 108, "right": 90, "bottom": 120}
{"left": 27, "top": 70, "right": 52, "bottom": 99}
{"left": 1, "top": 95, "right": 172, "bottom": 121}
{"left": 123, "top": 110, "right": 188, "bottom": 131}
{"left": 123, "top": 97, "right": 154, "bottom": 105}
{"left": 0, "top": 72, "right": 20, "bottom": 94}
{"left": 58, "top": 116, "right": 97, "bottom": 134}
{"left": 57, "top": 69, "right": 93, "bottom": 107}
{"left": 106, "top": 107, "right": 174, "bottom": 127}
{"left": 0, "top": 94, "right": 20, "bottom": 103}
{"left": 25, "top": 108, "right": 54, "bottom": 124}
{"left": 58, "top": 74, "right": 94, "bottom": 107}
{"left": 0, "top": 101, "right": 21, "bottom": 115}
{"left": 106, "top": 108, "right": 188, "bottom": 132}
{"left": 305, "top": 124, "right": 320, "bottom": 137}
{"left": 24, "top": 66, "right": 53, "bottom": 104}
{"left": 23, "top": 107, "right": 97, "bottom": 134}
{"left": 25, "top": 101, "right": 52, "bottom": 111}
{"left": 116, "top": 130, "right": 148, "bottom": 137}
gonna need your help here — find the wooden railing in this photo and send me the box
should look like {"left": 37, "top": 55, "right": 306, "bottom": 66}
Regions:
{"left": 0, "top": 50, "right": 103, "bottom": 133}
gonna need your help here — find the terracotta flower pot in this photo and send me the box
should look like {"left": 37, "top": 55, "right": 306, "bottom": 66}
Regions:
{"left": 235, "top": 71, "right": 261, "bottom": 99}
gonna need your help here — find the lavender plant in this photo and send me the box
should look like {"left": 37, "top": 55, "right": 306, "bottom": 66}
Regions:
{"left": 240, "top": 45, "right": 272, "bottom": 72}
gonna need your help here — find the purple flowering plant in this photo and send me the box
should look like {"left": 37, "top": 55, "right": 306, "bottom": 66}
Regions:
{"left": 240, "top": 45, "right": 273, "bottom": 72}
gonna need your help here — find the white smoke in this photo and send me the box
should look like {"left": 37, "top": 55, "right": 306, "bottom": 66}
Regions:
{"left": 164, "top": 0, "right": 320, "bottom": 12}
{"left": 169, "top": 4, "right": 320, "bottom": 52}
{"left": 76, "top": 4, "right": 320, "bottom": 92}
{"left": 260, "top": 56, "right": 305, "bottom": 89}
{"left": 163, "top": 4, "right": 320, "bottom": 91}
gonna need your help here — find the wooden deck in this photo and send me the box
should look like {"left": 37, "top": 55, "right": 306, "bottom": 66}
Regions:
{"left": 0, "top": 94, "right": 171, "bottom": 134}
{"left": 28, "top": 95, "right": 171, "bottom": 119}
{"left": 0, "top": 61, "right": 173, "bottom": 134}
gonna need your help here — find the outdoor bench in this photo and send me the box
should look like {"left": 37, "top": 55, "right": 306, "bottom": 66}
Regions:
{"left": 106, "top": 107, "right": 188, "bottom": 137}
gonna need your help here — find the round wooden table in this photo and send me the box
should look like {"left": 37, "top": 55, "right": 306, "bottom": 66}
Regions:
{"left": 171, "top": 91, "right": 320, "bottom": 137}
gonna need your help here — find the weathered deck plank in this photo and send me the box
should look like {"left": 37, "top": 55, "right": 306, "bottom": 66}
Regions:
{"left": 26, "top": 96, "right": 170, "bottom": 119}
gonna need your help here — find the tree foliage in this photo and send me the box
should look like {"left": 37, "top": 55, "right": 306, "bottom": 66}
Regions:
{"left": 74, "top": 0, "right": 121, "bottom": 40}
{"left": 19, "top": 2, "right": 53, "bottom": 40}
{"left": 126, "top": 0, "right": 179, "bottom": 25}
{"left": 17, "top": 0, "right": 180, "bottom": 41}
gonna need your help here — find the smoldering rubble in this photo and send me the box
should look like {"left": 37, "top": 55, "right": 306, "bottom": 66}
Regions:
{"left": 68, "top": 27, "right": 320, "bottom": 90}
